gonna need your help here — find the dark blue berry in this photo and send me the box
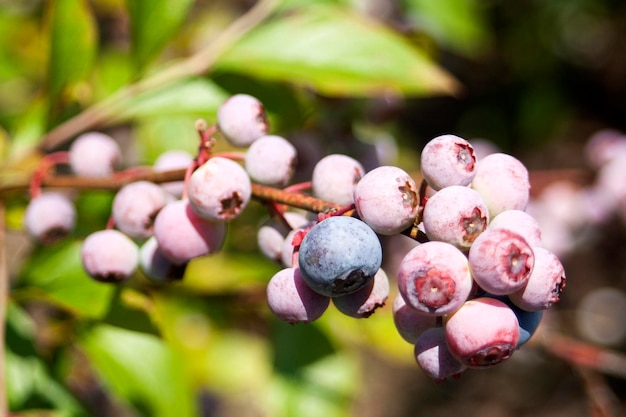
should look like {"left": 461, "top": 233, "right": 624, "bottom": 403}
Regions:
{"left": 298, "top": 216, "right": 382, "bottom": 297}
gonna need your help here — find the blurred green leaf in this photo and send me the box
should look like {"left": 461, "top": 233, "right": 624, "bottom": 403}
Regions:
{"left": 16, "top": 241, "right": 115, "bottom": 318}
{"left": 215, "top": 5, "right": 459, "bottom": 97}
{"left": 6, "top": 302, "right": 87, "bottom": 416}
{"left": 113, "top": 77, "right": 229, "bottom": 122}
{"left": 271, "top": 319, "right": 336, "bottom": 376}
{"left": 404, "top": 0, "right": 492, "bottom": 57}
{"left": 80, "top": 323, "right": 196, "bottom": 417}
{"left": 7, "top": 98, "right": 47, "bottom": 160}
{"left": 47, "top": 0, "right": 97, "bottom": 100}
{"left": 268, "top": 350, "right": 359, "bottom": 417}
{"left": 125, "top": 0, "right": 195, "bottom": 73}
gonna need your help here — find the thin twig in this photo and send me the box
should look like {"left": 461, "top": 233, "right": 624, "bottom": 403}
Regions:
{"left": 40, "top": 0, "right": 280, "bottom": 152}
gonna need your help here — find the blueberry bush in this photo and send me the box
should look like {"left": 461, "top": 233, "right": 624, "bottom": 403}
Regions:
{"left": 2, "top": 1, "right": 626, "bottom": 416}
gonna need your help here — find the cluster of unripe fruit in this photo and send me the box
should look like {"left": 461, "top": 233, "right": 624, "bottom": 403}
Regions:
{"left": 23, "top": 93, "right": 566, "bottom": 383}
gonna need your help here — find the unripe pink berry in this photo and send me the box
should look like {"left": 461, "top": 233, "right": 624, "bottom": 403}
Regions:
{"left": 397, "top": 241, "right": 472, "bottom": 316}
{"left": 488, "top": 209, "right": 542, "bottom": 247}
{"left": 422, "top": 185, "right": 489, "bottom": 250}
{"left": 217, "top": 94, "right": 269, "bottom": 147}
{"left": 420, "top": 134, "right": 476, "bottom": 191}
{"left": 312, "top": 154, "right": 364, "bottom": 206}
{"left": 81, "top": 229, "right": 138, "bottom": 283}
{"left": 153, "top": 199, "right": 226, "bottom": 265}
{"left": 445, "top": 297, "right": 520, "bottom": 368}
{"left": 354, "top": 165, "right": 419, "bottom": 235}
{"left": 470, "top": 153, "right": 530, "bottom": 218}
{"left": 468, "top": 228, "right": 535, "bottom": 295}
{"left": 392, "top": 294, "right": 437, "bottom": 344}
{"left": 112, "top": 181, "right": 170, "bottom": 239}
{"left": 266, "top": 267, "right": 330, "bottom": 324}
{"left": 414, "top": 327, "right": 466, "bottom": 382}
{"left": 69, "top": 132, "right": 121, "bottom": 177}
{"left": 187, "top": 156, "right": 251, "bottom": 222}
{"left": 332, "top": 268, "right": 390, "bottom": 318}
{"left": 509, "top": 246, "right": 566, "bottom": 311}
{"left": 24, "top": 192, "right": 76, "bottom": 244}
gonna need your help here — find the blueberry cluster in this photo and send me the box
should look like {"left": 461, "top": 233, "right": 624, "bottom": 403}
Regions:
{"left": 24, "top": 93, "right": 567, "bottom": 383}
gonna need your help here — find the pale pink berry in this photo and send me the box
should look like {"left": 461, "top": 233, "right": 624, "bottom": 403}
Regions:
{"left": 445, "top": 297, "right": 520, "bottom": 368}
{"left": 69, "top": 132, "right": 121, "bottom": 177}
{"left": 266, "top": 267, "right": 330, "bottom": 324}
{"left": 422, "top": 185, "right": 489, "bottom": 250}
{"left": 392, "top": 294, "right": 437, "bottom": 344}
{"left": 488, "top": 209, "right": 542, "bottom": 247}
{"left": 509, "top": 246, "right": 566, "bottom": 311}
{"left": 470, "top": 153, "right": 530, "bottom": 218}
{"left": 354, "top": 166, "right": 419, "bottom": 235}
{"left": 420, "top": 134, "right": 476, "bottom": 191}
{"left": 139, "top": 236, "right": 187, "bottom": 282}
{"left": 81, "top": 229, "right": 138, "bottom": 283}
{"left": 24, "top": 192, "right": 76, "bottom": 244}
{"left": 414, "top": 327, "right": 466, "bottom": 382}
{"left": 112, "top": 181, "right": 170, "bottom": 239}
{"left": 153, "top": 199, "right": 226, "bottom": 265}
{"left": 312, "top": 154, "right": 364, "bottom": 205}
{"left": 397, "top": 241, "right": 472, "bottom": 316}
{"left": 245, "top": 135, "right": 297, "bottom": 186}
{"left": 468, "top": 228, "right": 535, "bottom": 295}
{"left": 332, "top": 268, "right": 390, "bottom": 318}
{"left": 187, "top": 156, "right": 251, "bottom": 221}
{"left": 217, "top": 94, "right": 269, "bottom": 147}
{"left": 153, "top": 150, "right": 194, "bottom": 198}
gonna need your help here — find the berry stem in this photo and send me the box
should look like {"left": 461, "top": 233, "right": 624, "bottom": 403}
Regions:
{"left": 29, "top": 151, "right": 70, "bottom": 198}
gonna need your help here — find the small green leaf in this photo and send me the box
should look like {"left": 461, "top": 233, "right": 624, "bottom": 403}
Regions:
{"left": 16, "top": 240, "right": 115, "bottom": 318}
{"left": 47, "top": 0, "right": 97, "bottom": 100}
{"left": 215, "top": 5, "right": 460, "bottom": 97}
{"left": 125, "top": 0, "right": 195, "bottom": 72}
{"left": 80, "top": 324, "right": 196, "bottom": 417}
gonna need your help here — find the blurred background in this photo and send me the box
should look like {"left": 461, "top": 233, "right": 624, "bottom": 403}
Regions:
{"left": 2, "top": 0, "right": 626, "bottom": 416}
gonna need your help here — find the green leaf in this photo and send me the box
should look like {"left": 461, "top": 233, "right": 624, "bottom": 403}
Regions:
{"left": 80, "top": 324, "right": 196, "bottom": 417}
{"left": 113, "top": 77, "right": 229, "bottom": 122}
{"left": 404, "top": 0, "right": 492, "bottom": 57}
{"left": 6, "top": 302, "right": 87, "bottom": 416}
{"left": 16, "top": 240, "right": 115, "bottom": 318}
{"left": 215, "top": 5, "right": 459, "bottom": 97}
{"left": 47, "top": 0, "right": 97, "bottom": 100}
{"left": 125, "top": 0, "right": 195, "bottom": 73}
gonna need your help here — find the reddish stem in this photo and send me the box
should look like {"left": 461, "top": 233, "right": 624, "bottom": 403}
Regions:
{"left": 29, "top": 151, "right": 70, "bottom": 198}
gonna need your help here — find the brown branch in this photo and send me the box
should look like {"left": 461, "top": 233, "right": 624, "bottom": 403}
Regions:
{"left": 0, "top": 168, "right": 345, "bottom": 214}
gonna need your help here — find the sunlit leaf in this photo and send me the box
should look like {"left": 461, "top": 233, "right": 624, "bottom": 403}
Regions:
{"left": 215, "top": 5, "right": 459, "bottom": 97}
{"left": 47, "top": 0, "right": 97, "bottom": 100}
{"left": 80, "top": 324, "right": 196, "bottom": 417}
{"left": 125, "top": 0, "right": 195, "bottom": 72}
{"left": 16, "top": 241, "right": 115, "bottom": 318}
{"left": 112, "top": 77, "right": 229, "bottom": 122}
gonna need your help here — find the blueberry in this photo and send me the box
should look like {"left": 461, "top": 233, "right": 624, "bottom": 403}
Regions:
{"left": 298, "top": 216, "right": 382, "bottom": 297}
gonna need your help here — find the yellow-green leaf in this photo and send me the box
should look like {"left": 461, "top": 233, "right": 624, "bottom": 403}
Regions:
{"left": 215, "top": 5, "right": 460, "bottom": 97}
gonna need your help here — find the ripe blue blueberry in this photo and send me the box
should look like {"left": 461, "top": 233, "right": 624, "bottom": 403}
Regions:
{"left": 298, "top": 216, "right": 382, "bottom": 297}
